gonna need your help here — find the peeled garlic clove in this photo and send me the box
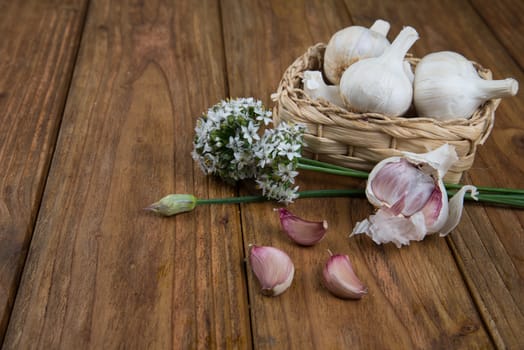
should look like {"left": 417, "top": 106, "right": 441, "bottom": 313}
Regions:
{"left": 302, "top": 70, "right": 345, "bottom": 107}
{"left": 249, "top": 245, "right": 295, "bottom": 296}
{"left": 323, "top": 253, "right": 367, "bottom": 299}
{"left": 323, "top": 19, "right": 391, "bottom": 85}
{"left": 277, "top": 208, "right": 328, "bottom": 246}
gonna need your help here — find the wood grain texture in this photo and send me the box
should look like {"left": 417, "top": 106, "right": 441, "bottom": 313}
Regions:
{"left": 345, "top": 0, "right": 524, "bottom": 348}
{"left": 222, "top": 0, "right": 493, "bottom": 348}
{"left": 2, "top": 0, "right": 249, "bottom": 348}
{"left": 0, "top": 0, "right": 87, "bottom": 343}
{"left": 1, "top": 0, "right": 522, "bottom": 349}
{"left": 470, "top": 0, "right": 524, "bottom": 71}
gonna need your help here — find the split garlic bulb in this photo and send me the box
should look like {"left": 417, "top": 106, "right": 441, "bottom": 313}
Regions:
{"left": 414, "top": 51, "right": 519, "bottom": 120}
{"left": 339, "top": 26, "right": 419, "bottom": 116}
{"left": 323, "top": 19, "right": 391, "bottom": 85}
{"left": 352, "top": 144, "right": 478, "bottom": 248}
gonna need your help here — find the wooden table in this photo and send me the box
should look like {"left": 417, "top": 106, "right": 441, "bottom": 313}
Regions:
{"left": 1, "top": 0, "right": 522, "bottom": 348}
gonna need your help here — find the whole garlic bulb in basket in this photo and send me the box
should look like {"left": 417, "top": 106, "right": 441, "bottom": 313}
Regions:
{"left": 414, "top": 51, "right": 519, "bottom": 120}
{"left": 323, "top": 19, "right": 391, "bottom": 85}
{"left": 339, "top": 26, "right": 419, "bottom": 117}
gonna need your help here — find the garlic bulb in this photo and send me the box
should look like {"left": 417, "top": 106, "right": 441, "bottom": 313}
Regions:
{"left": 351, "top": 144, "right": 478, "bottom": 247}
{"left": 277, "top": 208, "right": 328, "bottom": 246}
{"left": 339, "top": 26, "right": 419, "bottom": 116}
{"left": 414, "top": 51, "right": 519, "bottom": 120}
{"left": 302, "top": 70, "right": 344, "bottom": 107}
{"left": 322, "top": 252, "right": 367, "bottom": 299}
{"left": 323, "top": 19, "right": 391, "bottom": 85}
{"left": 249, "top": 245, "right": 295, "bottom": 296}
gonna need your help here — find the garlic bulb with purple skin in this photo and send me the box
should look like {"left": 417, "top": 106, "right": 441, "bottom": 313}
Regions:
{"left": 351, "top": 144, "right": 478, "bottom": 248}
{"left": 249, "top": 245, "right": 295, "bottom": 296}
{"left": 322, "top": 252, "right": 367, "bottom": 299}
{"left": 277, "top": 208, "right": 328, "bottom": 246}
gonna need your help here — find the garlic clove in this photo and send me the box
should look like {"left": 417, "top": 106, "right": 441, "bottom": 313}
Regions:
{"left": 322, "top": 253, "right": 367, "bottom": 299}
{"left": 419, "top": 185, "right": 448, "bottom": 232}
{"left": 323, "top": 19, "right": 391, "bottom": 85}
{"left": 302, "top": 70, "right": 345, "bottom": 107}
{"left": 368, "top": 158, "right": 435, "bottom": 216}
{"left": 277, "top": 208, "right": 328, "bottom": 246}
{"left": 249, "top": 245, "right": 295, "bottom": 296}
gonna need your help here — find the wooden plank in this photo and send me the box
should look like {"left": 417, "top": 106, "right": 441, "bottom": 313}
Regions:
{"left": 2, "top": 0, "right": 250, "bottom": 348}
{"left": 470, "top": 0, "right": 524, "bottom": 71}
{"left": 221, "top": 0, "right": 493, "bottom": 348}
{"left": 0, "top": 0, "right": 88, "bottom": 343}
{"left": 345, "top": 0, "right": 524, "bottom": 348}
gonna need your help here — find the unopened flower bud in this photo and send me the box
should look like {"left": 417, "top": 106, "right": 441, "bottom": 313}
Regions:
{"left": 145, "top": 194, "right": 197, "bottom": 216}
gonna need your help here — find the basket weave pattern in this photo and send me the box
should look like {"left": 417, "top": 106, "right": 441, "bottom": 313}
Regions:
{"left": 272, "top": 43, "right": 500, "bottom": 183}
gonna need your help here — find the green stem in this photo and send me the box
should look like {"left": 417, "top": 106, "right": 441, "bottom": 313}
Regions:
{"left": 298, "top": 158, "right": 369, "bottom": 179}
{"left": 196, "top": 189, "right": 366, "bottom": 206}
{"left": 299, "top": 157, "right": 524, "bottom": 197}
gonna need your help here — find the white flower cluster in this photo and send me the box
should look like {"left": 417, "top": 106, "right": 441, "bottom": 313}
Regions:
{"left": 254, "top": 122, "right": 305, "bottom": 203}
{"left": 192, "top": 98, "right": 305, "bottom": 203}
{"left": 192, "top": 97, "right": 272, "bottom": 183}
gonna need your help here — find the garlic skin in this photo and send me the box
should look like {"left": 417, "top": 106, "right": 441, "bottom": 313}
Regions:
{"left": 249, "top": 245, "right": 295, "bottom": 296}
{"left": 323, "top": 19, "right": 391, "bottom": 85}
{"left": 277, "top": 208, "right": 328, "bottom": 246}
{"left": 414, "top": 51, "right": 519, "bottom": 120}
{"left": 339, "top": 26, "right": 419, "bottom": 116}
{"left": 352, "top": 144, "right": 478, "bottom": 247}
{"left": 322, "top": 253, "right": 367, "bottom": 299}
{"left": 302, "top": 70, "right": 345, "bottom": 107}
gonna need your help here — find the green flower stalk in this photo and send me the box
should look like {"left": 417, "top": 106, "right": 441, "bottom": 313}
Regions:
{"left": 146, "top": 190, "right": 366, "bottom": 216}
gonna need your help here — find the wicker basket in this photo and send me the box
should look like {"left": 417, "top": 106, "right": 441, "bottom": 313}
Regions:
{"left": 272, "top": 43, "right": 500, "bottom": 183}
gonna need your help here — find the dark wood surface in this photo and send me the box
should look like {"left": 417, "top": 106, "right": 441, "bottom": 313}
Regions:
{"left": 0, "top": 0, "right": 522, "bottom": 349}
